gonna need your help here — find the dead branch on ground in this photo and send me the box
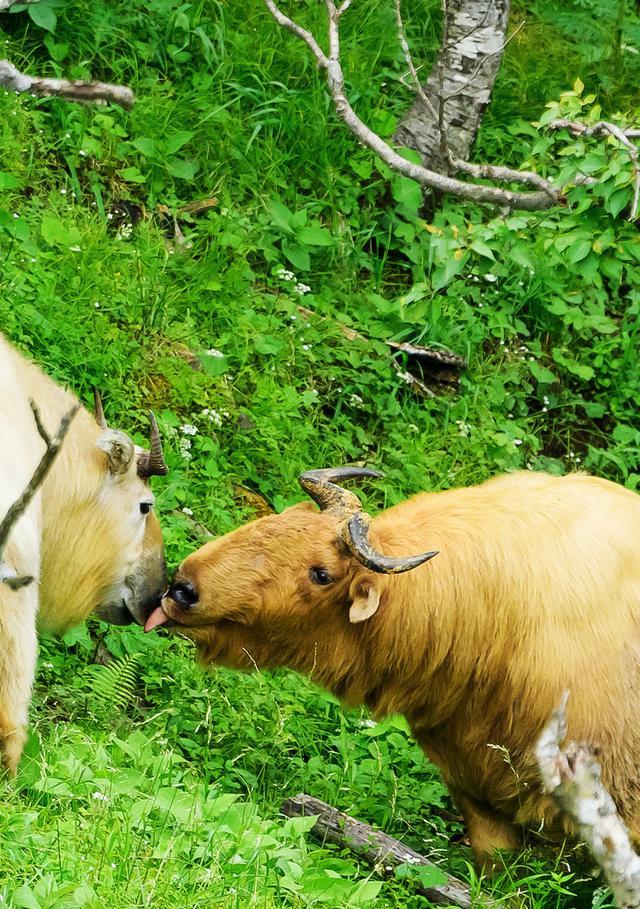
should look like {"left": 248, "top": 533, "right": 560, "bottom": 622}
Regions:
{"left": 0, "top": 401, "right": 79, "bottom": 590}
{"left": 536, "top": 693, "right": 640, "bottom": 909}
{"left": 0, "top": 60, "right": 135, "bottom": 109}
{"left": 282, "top": 793, "right": 483, "bottom": 907}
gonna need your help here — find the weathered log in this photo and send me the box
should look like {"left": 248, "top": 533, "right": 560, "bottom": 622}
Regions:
{"left": 281, "top": 793, "right": 477, "bottom": 908}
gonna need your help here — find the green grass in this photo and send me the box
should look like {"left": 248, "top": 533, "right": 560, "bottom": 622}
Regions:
{"left": 0, "top": 0, "right": 638, "bottom": 905}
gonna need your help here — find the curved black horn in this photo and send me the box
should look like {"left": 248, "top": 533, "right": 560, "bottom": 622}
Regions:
{"left": 344, "top": 511, "right": 438, "bottom": 574}
{"left": 137, "top": 412, "right": 168, "bottom": 479}
{"left": 93, "top": 389, "right": 108, "bottom": 429}
{"left": 299, "top": 466, "right": 383, "bottom": 515}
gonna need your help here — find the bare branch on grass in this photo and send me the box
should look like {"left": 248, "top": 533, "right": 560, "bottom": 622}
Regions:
{"left": 0, "top": 60, "right": 135, "bottom": 109}
{"left": 282, "top": 793, "right": 481, "bottom": 908}
{"left": 264, "top": 0, "right": 561, "bottom": 211}
{"left": 536, "top": 693, "right": 640, "bottom": 909}
{"left": 0, "top": 402, "right": 79, "bottom": 590}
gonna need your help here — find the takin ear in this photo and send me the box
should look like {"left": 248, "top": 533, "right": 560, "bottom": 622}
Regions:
{"left": 97, "top": 429, "right": 135, "bottom": 477}
{"left": 348, "top": 577, "right": 382, "bottom": 624}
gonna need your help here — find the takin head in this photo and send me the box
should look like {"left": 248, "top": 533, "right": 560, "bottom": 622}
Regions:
{"left": 145, "top": 468, "right": 435, "bottom": 689}
{"left": 37, "top": 392, "right": 169, "bottom": 632}
{"left": 88, "top": 393, "right": 168, "bottom": 627}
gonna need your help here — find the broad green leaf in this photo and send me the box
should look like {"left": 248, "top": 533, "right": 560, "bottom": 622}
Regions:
{"left": 297, "top": 224, "right": 334, "bottom": 247}
{"left": 29, "top": 1, "right": 57, "bottom": 31}
{"left": 282, "top": 240, "right": 310, "bottom": 271}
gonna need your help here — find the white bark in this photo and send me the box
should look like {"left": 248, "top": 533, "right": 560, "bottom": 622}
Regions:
{"left": 0, "top": 60, "right": 135, "bottom": 110}
{"left": 394, "top": 0, "right": 510, "bottom": 172}
{"left": 536, "top": 694, "right": 640, "bottom": 909}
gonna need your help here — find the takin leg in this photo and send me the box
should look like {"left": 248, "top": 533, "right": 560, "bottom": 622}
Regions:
{"left": 0, "top": 577, "right": 38, "bottom": 774}
{"left": 450, "top": 789, "right": 523, "bottom": 873}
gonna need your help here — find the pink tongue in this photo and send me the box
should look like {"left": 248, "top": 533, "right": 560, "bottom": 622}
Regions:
{"left": 144, "top": 605, "right": 169, "bottom": 633}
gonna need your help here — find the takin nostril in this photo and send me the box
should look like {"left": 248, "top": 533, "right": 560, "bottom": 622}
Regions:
{"left": 168, "top": 579, "right": 198, "bottom": 610}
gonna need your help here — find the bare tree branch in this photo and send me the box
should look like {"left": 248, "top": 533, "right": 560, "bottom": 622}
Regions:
{"left": 394, "top": 0, "right": 439, "bottom": 122}
{"left": 536, "top": 693, "right": 640, "bottom": 909}
{"left": 0, "top": 401, "right": 79, "bottom": 590}
{"left": 0, "top": 60, "right": 135, "bottom": 110}
{"left": 264, "top": 0, "right": 561, "bottom": 211}
{"left": 282, "top": 793, "right": 480, "bottom": 908}
{"left": 549, "top": 119, "right": 640, "bottom": 220}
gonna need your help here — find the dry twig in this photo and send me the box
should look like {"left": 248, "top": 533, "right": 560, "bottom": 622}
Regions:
{"left": 264, "top": 0, "right": 561, "bottom": 211}
{"left": 536, "top": 693, "right": 640, "bottom": 909}
{"left": 0, "top": 401, "right": 79, "bottom": 590}
{"left": 0, "top": 60, "right": 135, "bottom": 110}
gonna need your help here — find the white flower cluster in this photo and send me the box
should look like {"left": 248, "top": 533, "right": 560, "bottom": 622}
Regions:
{"left": 276, "top": 266, "right": 296, "bottom": 282}
{"left": 206, "top": 348, "right": 224, "bottom": 358}
{"left": 295, "top": 282, "right": 311, "bottom": 295}
{"left": 202, "top": 407, "right": 229, "bottom": 428}
{"left": 276, "top": 266, "right": 312, "bottom": 296}
{"left": 456, "top": 419, "right": 470, "bottom": 437}
{"left": 349, "top": 393, "right": 365, "bottom": 409}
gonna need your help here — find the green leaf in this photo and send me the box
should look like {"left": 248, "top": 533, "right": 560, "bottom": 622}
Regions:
{"left": 282, "top": 240, "right": 310, "bottom": 271}
{"left": 41, "top": 215, "right": 82, "bottom": 247}
{"left": 567, "top": 239, "right": 592, "bottom": 263}
{"left": 164, "top": 130, "right": 194, "bottom": 155}
{"left": 119, "top": 166, "right": 147, "bottom": 184}
{"left": 253, "top": 334, "right": 283, "bottom": 355}
{"left": 28, "top": 1, "right": 57, "bottom": 31}
{"left": 0, "top": 171, "right": 20, "bottom": 189}
{"left": 470, "top": 239, "right": 495, "bottom": 260}
{"left": 13, "top": 885, "right": 41, "bottom": 909}
{"left": 168, "top": 158, "right": 196, "bottom": 180}
{"left": 297, "top": 224, "right": 334, "bottom": 247}
{"left": 529, "top": 361, "right": 556, "bottom": 384}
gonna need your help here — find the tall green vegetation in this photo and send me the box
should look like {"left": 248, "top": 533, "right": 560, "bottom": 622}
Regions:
{"left": 0, "top": 0, "right": 638, "bottom": 905}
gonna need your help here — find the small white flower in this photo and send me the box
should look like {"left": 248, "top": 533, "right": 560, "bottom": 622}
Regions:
{"left": 12, "top": 213, "right": 18, "bottom": 219}
{"left": 92, "top": 791, "right": 108, "bottom": 802}
{"left": 484, "top": 273, "right": 498, "bottom": 283}
{"left": 206, "top": 348, "right": 224, "bottom": 358}
{"left": 294, "top": 282, "right": 311, "bottom": 295}
{"left": 70, "top": 246, "right": 81, "bottom": 252}
{"left": 182, "top": 507, "right": 194, "bottom": 516}
{"left": 180, "top": 424, "right": 198, "bottom": 436}
{"left": 302, "top": 343, "right": 310, "bottom": 351}
{"left": 79, "top": 150, "right": 87, "bottom": 157}
{"left": 514, "top": 439, "right": 523, "bottom": 447}
{"left": 60, "top": 189, "right": 67, "bottom": 195}
{"left": 276, "top": 266, "right": 296, "bottom": 282}
{"left": 94, "top": 302, "right": 100, "bottom": 309}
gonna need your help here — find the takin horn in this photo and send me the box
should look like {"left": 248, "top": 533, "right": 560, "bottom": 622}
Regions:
{"left": 343, "top": 511, "right": 438, "bottom": 575}
{"left": 137, "top": 412, "right": 168, "bottom": 479}
{"left": 93, "top": 389, "right": 108, "bottom": 429}
{"left": 298, "top": 466, "right": 383, "bottom": 516}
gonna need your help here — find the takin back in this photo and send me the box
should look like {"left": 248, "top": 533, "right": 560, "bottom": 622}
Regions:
{"left": 146, "top": 466, "right": 640, "bottom": 867}
{"left": 0, "top": 333, "right": 168, "bottom": 771}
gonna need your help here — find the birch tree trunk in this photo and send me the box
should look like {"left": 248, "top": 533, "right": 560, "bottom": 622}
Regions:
{"left": 394, "top": 0, "right": 510, "bottom": 173}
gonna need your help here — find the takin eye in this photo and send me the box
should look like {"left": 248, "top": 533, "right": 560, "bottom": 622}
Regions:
{"left": 309, "top": 566, "right": 333, "bottom": 586}
{"left": 139, "top": 501, "right": 154, "bottom": 516}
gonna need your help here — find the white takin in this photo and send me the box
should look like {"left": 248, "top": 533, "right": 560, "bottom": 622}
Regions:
{"left": 0, "top": 333, "right": 167, "bottom": 771}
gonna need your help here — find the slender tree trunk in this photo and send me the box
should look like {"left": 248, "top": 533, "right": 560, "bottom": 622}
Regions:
{"left": 394, "top": 0, "right": 510, "bottom": 172}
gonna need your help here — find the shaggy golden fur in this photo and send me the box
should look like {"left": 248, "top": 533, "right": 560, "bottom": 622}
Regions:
{"left": 159, "top": 471, "right": 640, "bottom": 866}
{"left": 0, "top": 334, "right": 165, "bottom": 771}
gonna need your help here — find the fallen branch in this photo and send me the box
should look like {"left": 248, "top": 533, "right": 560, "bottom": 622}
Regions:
{"left": 536, "top": 693, "right": 640, "bottom": 909}
{"left": 0, "top": 400, "right": 79, "bottom": 590}
{"left": 0, "top": 60, "right": 135, "bottom": 110}
{"left": 282, "top": 793, "right": 478, "bottom": 908}
{"left": 548, "top": 119, "right": 640, "bottom": 220}
{"left": 264, "top": 0, "right": 561, "bottom": 211}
